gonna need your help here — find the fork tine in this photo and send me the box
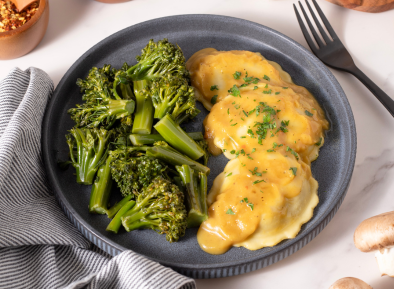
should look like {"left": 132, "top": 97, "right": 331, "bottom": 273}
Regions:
{"left": 293, "top": 4, "right": 318, "bottom": 53}
{"left": 312, "top": 0, "right": 339, "bottom": 40}
{"left": 305, "top": 0, "right": 331, "bottom": 44}
{"left": 298, "top": 1, "right": 325, "bottom": 48}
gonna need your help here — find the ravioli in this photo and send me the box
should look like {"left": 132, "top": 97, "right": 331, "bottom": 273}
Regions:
{"left": 186, "top": 49, "right": 329, "bottom": 255}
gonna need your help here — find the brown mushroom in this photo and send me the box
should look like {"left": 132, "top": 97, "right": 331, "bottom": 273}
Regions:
{"left": 329, "top": 277, "right": 372, "bottom": 289}
{"left": 354, "top": 211, "right": 394, "bottom": 277}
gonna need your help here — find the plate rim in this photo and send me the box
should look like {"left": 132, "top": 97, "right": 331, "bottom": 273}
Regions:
{"left": 42, "top": 14, "right": 357, "bottom": 278}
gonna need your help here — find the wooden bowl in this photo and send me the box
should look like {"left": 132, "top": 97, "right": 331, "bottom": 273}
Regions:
{"left": 325, "top": 0, "right": 394, "bottom": 12}
{"left": 0, "top": 0, "right": 49, "bottom": 60}
{"left": 94, "top": 0, "right": 131, "bottom": 3}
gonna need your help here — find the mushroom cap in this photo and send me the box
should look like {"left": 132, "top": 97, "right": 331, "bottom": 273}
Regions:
{"left": 354, "top": 211, "right": 394, "bottom": 252}
{"left": 329, "top": 277, "right": 372, "bottom": 289}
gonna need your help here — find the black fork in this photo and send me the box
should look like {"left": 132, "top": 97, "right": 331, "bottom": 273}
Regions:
{"left": 294, "top": 0, "right": 394, "bottom": 117}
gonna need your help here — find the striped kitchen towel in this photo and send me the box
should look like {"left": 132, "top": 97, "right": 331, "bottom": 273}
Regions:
{"left": 0, "top": 67, "right": 196, "bottom": 289}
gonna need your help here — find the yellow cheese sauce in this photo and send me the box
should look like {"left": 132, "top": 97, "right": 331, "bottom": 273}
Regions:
{"left": 186, "top": 48, "right": 329, "bottom": 255}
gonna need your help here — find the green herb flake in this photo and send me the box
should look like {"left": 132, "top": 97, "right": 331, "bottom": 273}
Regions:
{"left": 227, "top": 108, "right": 230, "bottom": 115}
{"left": 211, "top": 95, "right": 218, "bottom": 104}
{"left": 233, "top": 71, "right": 241, "bottom": 79}
{"left": 226, "top": 172, "right": 233, "bottom": 177}
{"left": 264, "top": 83, "right": 268, "bottom": 88}
{"left": 275, "top": 92, "right": 280, "bottom": 95}
{"left": 243, "top": 110, "right": 248, "bottom": 117}
{"left": 305, "top": 110, "right": 314, "bottom": 117}
{"left": 253, "top": 180, "right": 266, "bottom": 185}
{"left": 230, "top": 123, "right": 238, "bottom": 126}
{"left": 263, "top": 75, "right": 270, "bottom": 81}
{"left": 230, "top": 150, "right": 236, "bottom": 154}
{"left": 210, "top": 85, "right": 219, "bottom": 91}
{"left": 254, "top": 86, "right": 258, "bottom": 90}
{"left": 240, "top": 136, "right": 246, "bottom": 139}
{"left": 286, "top": 146, "right": 299, "bottom": 160}
{"left": 226, "top": 208, "right": 235, "bottom": 215}
{"left": 290, "top": 167, "right": 297, "bottom": 176}
{"left": 240, "top": 197, "right": 249, "bottom": 203}
{"left": 315, "top": 137, "right": 322, "bottom": 146}
{"left": 263, "top": 89, "right": 272, "bottom": 94}
{"left": 283, "top": 87, "right": 288, "bottom": 89}
{"left": 251, "top": 148, "right": 256, "bottom": 153}
{"left": 228, "top": 85, "right": 241, "bottom": 97}
{"left": 247, "top": 203, "right": 254, "bottom": 211}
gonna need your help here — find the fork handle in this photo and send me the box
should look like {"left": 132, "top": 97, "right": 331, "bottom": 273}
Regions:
{"left": 348, "top": 66, "right": 394, "bottom": 117}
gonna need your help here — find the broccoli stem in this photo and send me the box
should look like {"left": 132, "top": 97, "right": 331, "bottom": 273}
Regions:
{"left": 132, "top": 80, "right": 154, "bottom": 134}
{"left": 176, "top": 165, "right": 208, "bottom": 228}
{"left": 68, "top": 128, "right": 111, "bottom": 185}
{"left": 106, "top": 200, "right": 136, "bottom": 233}
{"left": 154, "top": 115, "right": 205, "bottom": 160}
{"left": 89, "top": 156, "right": 113, "bottom": 214}
{"left": 129, "top": 132, "right": 204, "bottom": 146}
{"left": 146, "top": 146, "right": 210, "bottom": 175}
{"left": 106, "top": 195, "right": 133, "bottom": 219}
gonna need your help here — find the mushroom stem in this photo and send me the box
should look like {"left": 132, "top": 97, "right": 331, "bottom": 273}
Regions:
{"left": 375, "top": 248, "right": 394, "bottom": 277}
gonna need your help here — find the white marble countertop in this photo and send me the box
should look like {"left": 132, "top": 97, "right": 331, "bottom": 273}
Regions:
{"left": 1, "top": 0, "right": 394, "bottom": 288}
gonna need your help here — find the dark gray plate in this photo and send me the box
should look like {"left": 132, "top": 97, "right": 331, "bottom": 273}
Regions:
{"left": 42, "top": 14, "right": 356, "bottom": 279}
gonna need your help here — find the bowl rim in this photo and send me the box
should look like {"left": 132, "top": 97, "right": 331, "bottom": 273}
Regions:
{"left": 0, "top": 0, "right": 46, "bottom": 39}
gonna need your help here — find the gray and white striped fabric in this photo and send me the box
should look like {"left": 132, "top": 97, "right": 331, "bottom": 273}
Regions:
{"left": 0, "top": 67, "right": 196, "bottom": 289}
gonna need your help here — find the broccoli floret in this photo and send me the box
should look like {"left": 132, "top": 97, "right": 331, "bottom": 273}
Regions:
{"left": 69, "top": 65, "right": 135, "bottom": 129}
{"left": 66, "top": 127, "right": 113, "bottom": 185}
{"left": 128, "top": 39, "right": 191, "bottom": 134}
{"left": 121, "top": 176, "right": 187, "bottom": 242}
{"left": 126, "top": 39, "right": 188, "bottom": 82}
{"left": 176, "top": 165, "right": 208, "bottom": 228}
{"left": 76, "top": 65, "right": 116, "bottom": 102}
{"left": 109, "top": 148, "right": 168, "bottom": 197}
{"left": 150, "top": 76, "right": 199, "bottom": 123}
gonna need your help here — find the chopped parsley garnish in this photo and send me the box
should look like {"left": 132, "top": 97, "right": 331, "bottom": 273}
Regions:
{"left": 210, "top": 85, "right": 219, "bottom": 91}
{"left": 249, "top": 167, "right": 263, "bottom": 176}
{"left": 240, "top": 83, "right": 248, "bottom": 88}
{"left": 247, "top": 129, "right": 255, "bottom": 138}
{"left": 234, "top": 104, "right": 240, "bottom": 109}
{"left": 240, "top": 136, "right": 246, "bottom": 139}
{"left": 267, "top": 149, "right": 275, "bottom": 152}
{"left": 251, "top": 148, "right": 256, "bottom": 153}
{"left": 263, "top": 75, "right": 270, "bottom": 81}
{"left": 211, "top": 95, "right": 218, "bottom": 104}
{"left": 290, "top": 167, "right": 297, "bottom": 176}
{"left": 275, "top": 92, "right": 280, "bottom": 95}
{"left": 263, "top": 89, "right": 272, "bottom": 94}
{"left": 228, "top": 85, "right": 241, "bottom": 97}
{"left": 315, "top": 137, "right": 322, "bottom": 146}
{"left": 226, "top": 208, "right": 235, "bottom": 215}
{"left": 242, "top": 110, "right": 248, "bottom": 117}
{"left": 254, "top": 86, "right": 258, "bottom": 90}
{"left": 226, "top": 172, "right": 233, "bottom": 177}
{"left": 233, "top": 71, "right": 241, "bottom": 79}
{"left": 230, "top": 123, "right": 238, "bottom": 126}
{"left": 253, "top": 180, "right": 266, "bottom": 185}
{"left": 230, "top": 150, "right": 235, "bottom": 154}
{"left": 264, "top": 83, "right": 268, "bottom": 88}
{"left": 247, "top": 203, "right": 254, "bottom": 211}
{"left": 240, "top": 197, "right": 249, "bottom": 203}
{"left": 286, "top": 146, "right": 299, "bottom": 160}
{"left": 283, "top": 87, "right": 288, "bottom": 89}
{"left": 227, "top": 108, "right": 230, "bottom": 115}
{"left": 305, "top": 110, "right": 314, "bottom": 117}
